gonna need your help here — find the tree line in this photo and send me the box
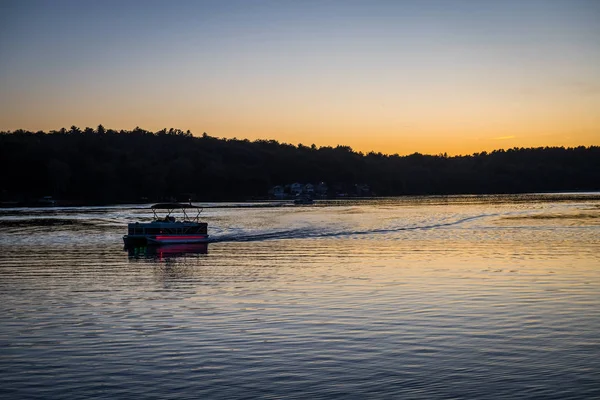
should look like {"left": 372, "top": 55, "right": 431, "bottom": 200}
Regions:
{"left": 1, "top": 126, "right": 598, "bottom": 204}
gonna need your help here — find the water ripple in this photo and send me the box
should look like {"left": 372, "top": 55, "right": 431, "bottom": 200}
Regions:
{"left": 1, "top": 195, "right": 599, "bottom": 399}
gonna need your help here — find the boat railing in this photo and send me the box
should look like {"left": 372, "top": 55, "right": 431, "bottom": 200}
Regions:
{"left": 150, "top": 203, "right": 203, "bottom": 223}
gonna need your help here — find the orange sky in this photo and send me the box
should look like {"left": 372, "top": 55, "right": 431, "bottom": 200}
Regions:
{"left": 1, "top": 1, "right": 599, "bottom": 155}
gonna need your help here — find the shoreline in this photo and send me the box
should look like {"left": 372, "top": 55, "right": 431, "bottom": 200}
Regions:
{"left": 2, "top": 192, "right": 600, "bottom": 209}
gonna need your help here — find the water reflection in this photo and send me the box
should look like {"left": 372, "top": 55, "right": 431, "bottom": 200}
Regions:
{"left": 126, "top": 243, "right": 208, "bottom": 261}
{"left": 1, "top": 195, "right": 600, "bottom": 399}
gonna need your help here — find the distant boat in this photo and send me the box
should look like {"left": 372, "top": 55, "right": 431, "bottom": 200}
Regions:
{"left": 38, "top": 196, "right": 57, "bottom": 206}
{"left": 294, "top": 196, "right": 314, "bottom": 205}
{"left": 123, "top": 203, "right": 209, "bottom": 247}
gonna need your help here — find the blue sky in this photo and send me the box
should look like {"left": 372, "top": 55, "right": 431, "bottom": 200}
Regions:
{"left": 1, "top": 0, "right": 599, "bottom": 154}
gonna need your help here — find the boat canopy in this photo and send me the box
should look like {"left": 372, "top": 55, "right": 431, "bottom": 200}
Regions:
{"left": 151, "top": 203, "right": 203, "bottom": 209}
{"left": 150, "top": 203, "right": 202, "bottom": 210}
{"left": 150, "top": 203, "right": 203, "bottom": 222}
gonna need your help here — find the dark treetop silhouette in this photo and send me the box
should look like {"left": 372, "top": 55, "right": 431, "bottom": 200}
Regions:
{"left": 1, "top": 126, "right": 598, "bottom": 205}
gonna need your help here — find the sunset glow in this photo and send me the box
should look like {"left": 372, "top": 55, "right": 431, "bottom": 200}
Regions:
{"left": 1, "top": 0, "right": 599, "bottom": 155}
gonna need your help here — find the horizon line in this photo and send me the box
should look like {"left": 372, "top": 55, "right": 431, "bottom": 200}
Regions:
{"left": 1, "top": 125, "right": 598, "bottom": 158}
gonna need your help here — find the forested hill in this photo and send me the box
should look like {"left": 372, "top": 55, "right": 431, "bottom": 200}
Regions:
{"left": 1, "top": 126, "right": 599, "bottom": 204}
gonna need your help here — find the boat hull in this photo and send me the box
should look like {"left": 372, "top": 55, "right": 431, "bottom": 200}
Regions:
{"left": 127, "top": 243, "right": 208, "bottom": 258}
{"left": 123, "top": 234, "right": 209, "bottom": 246}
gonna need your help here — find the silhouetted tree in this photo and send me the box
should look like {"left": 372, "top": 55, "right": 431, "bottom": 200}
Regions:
{"left": 0, "top": 127, "right": 598, "bottom": 204}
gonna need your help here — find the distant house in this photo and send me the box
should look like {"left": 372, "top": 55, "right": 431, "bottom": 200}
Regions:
{"left": 316, "top": 182, "right": 328, "bottom": 197}
{"left": 269, "top": 185, "right": 285, "bottom": 199}
{"left": 269, "top": 181, "right": 331, "bottom": 199}
{"left": 290, "top": 183, "right": 303, "bottom": 195}
{"left": 303, "top": 183, "right": 315, "bottom": 195}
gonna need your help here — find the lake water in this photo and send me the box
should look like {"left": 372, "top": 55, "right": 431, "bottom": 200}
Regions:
{"left": 1, "top": 194, "right": 599, "bottom": 399}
